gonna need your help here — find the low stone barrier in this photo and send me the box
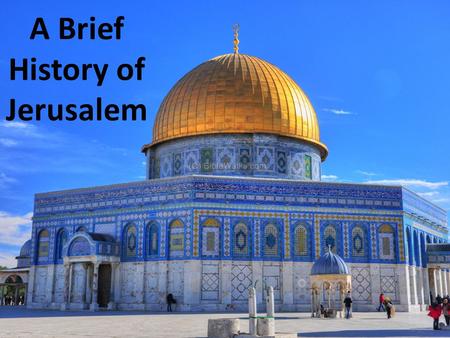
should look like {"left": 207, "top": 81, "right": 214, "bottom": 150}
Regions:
{"left": 207, "top": 318, "right": 240, "bottom": 338}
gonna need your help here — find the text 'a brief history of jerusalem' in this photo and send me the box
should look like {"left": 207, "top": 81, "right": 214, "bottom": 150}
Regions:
{"left": 5, "top": 16, "right": 148, "bottom": 122}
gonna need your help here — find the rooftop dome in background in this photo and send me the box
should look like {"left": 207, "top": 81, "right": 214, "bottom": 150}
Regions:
{"left": 311, "top": 249, "right": 349, "bottom": 275}
{"left": 18, "top": 239, "right": 31, "bottom": 258}
{"left": 144, "top": 53, "right": 328, "bottom": 160}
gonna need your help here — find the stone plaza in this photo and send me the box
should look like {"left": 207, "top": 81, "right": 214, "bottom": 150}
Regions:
{"left": 0, "top": 307, "right": 447, "bottom": 338}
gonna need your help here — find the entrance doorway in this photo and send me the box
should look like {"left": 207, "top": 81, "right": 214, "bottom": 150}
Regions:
{"left": 97, "top": 264, "right": 111, "bottom": 308}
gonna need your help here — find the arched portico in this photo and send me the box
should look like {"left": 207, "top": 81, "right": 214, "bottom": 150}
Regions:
{"left": 0, "top": 273, "right": 28, "bottom": 306}
{"left": 61, "top": 232, "right": 120, "bottom": 311}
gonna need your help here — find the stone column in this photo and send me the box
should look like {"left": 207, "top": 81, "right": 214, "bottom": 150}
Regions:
{"left": 90, "top": 263, "right": 99, "bottom": 311}
{"left": 45, "top": 264, "right": 56, "bottom": 305}
{"left": 108, "top": 263, "right": 118, "bottom": 310}
{"left": 430, "top": 268, "right": 437, "bottom": 300}
{"left": 135, "top": 263, "right": 145, "bottom": 309}
{"left": 158, "top": 261, "right": 167, "bottom": 309}
{"left": 369, "top": 264, "right": 381, "bottom": 308}
{"left": 26, "top": 266, "right": 36, "bottom": 308}
{"left": 442, "top": 270, "right": 448, "bottom": 297}
{"left": 221, "top": 261, "right": 232, "bottom": 306}
{"left": 0, "top": 285, "right": 4, "bottom": 306}
{"left": 423, "top": 268, "right": 430, "bottom": 305}
{"left": 409, "top": 266, "right": 418, "bottom": 305}
{"left": 252, "top": 261, "right": 263, "bottom": 307}
{"left": 438, "top": 269, "right": 443, "bottom": 297}
{"left": 397, "top": 265, "right": 411, "bottom": 311}
{"left": 183, "top": 260, "right": 201, "bottom": 310}
{"left": 417, "top": 267, "right": 424, "bottom": 307}
{"left": 281, "top": 261, "right": 294, "bottom": 311}
{"left": 61, "top": 263, "right": 71, "bottom": 310}
{"left": 14, "top": 287, "right": 19, "bottom": 306}
{"left": 85, "top": 264, "right": 92, "bottom": 305}
{"left": 447, "top": 271, "right": 450, "bottom": 296}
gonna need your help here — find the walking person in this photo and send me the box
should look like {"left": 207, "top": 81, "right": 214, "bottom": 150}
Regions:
{"left": 377, "top": 293, "right": 385, "bottom": 312}
{"left": 166, "top": 293, "right": 176, "bottom": 312}
{"left": 343, "top": 291, "right": 352, "bottom": 319}
{"left": 443, "top": 298, "right": 450, "bottom": 326}
{"left": 437, "top": 294, "right": 443, "bottom": 304}
{"left": 384, "top": 298, "right": 394, "bottom": 319}
{"left": 428, "top": 302, "right": 443, "bottom": 330}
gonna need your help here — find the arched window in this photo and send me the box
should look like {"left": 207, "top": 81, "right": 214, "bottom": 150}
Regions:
{"left": 169, "top": 219, "right": 184, "bottom": 257}
{"left": 123, "top": 224, "right": 137, "bottom": 258}
{"left": 5, "top": 275, "right": 23, "bottom": 284}
{"left": 202, "top": 218, "right": 220, "bottom": 257}
{"left": 379, "top": 224, "right": 395, "bottom": 260}
{"left": 56, "top": 229, "right": 68, "bottom": 260}
{"left": 37, "top": 229, "right": 49, "bottom": 262}
{"left": 264, "top": 223, "right": 279, "bottom": 257}
{"left": 294, "top": 224, "right": 308, "bottom": 256}
{"left": 323, "top": 225, "right": 337, "bottom": 254}
{"left": 351, "top": 226, "right": 365, "bottom": 257}
{"left": 147, "top": 222, "right": 159, "bottom": 257}
{"left": 233, "top": 222, "right": 249, "bottom": 257}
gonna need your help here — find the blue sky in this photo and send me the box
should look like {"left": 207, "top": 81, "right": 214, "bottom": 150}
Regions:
{"left": 0, "top": 0, "right": 449, "bottom": 266}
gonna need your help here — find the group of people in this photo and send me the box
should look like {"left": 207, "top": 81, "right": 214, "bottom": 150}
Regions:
{"left": 2, "top": 295, "right": 25, "bottom": 306}
{"left": 428, "top": 294, "right": 450, "bottom": 330}
{"left": 377, "top": 293, "right": 395, "bottom": 319}
{"left": 341, "top": 292, "right": 395, "bottom": 320}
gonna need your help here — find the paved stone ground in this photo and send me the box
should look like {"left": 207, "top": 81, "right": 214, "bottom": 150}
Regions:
{"left": 0, "top": 307, "right": 449, "bottom": 338}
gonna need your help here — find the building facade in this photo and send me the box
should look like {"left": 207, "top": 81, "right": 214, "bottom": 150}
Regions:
{"left": 26, "top": 50, "right": 448, "bottom": 312}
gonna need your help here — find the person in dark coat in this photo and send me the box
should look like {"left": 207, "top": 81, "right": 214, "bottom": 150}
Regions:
{"left": 166, "top": 293, "right": 176, "bottom": 312}
{"left": 343, "top": 291, "right": 352, "bottom": 319}
{"left": 436, "top": 294, "right": 443, "bottom": 305}
{"left": 443, "top": 298, "right": 450, "bottom": 326}
{"left": 384, "top": 298, "right": 394, "bottom": 319}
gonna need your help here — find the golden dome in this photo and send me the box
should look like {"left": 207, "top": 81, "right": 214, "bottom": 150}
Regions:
{"left": 146, "top": 53, "right": 328, "bottom": 159}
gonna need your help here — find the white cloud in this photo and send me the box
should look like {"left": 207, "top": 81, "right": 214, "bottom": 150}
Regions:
{"left": 323, "top": 108, "right": 354, "bottom": 115}
{"left": 0, "top": 253, "right": 16, "bottom": 268}
{"left": 0, "top": 121, "right": 34, "bottom": 129}
{"left": 431, "top": 198, "right": 450, "bottom": 203}
{"left": 0, "top": 138, "right": 18, "bottom": 147}
{"left": 0, "top": 211, "right": 32, "bottom": 247}
{"left": 417, "top": 191, "right": 439, "bottom": 198}
{"left": 356, "top": 170, "right": 377, "bottom": 177}
{"left": 0, "top": 172, "right": 17, "bottom": 187}
{"left": 366, "top": 179, "right": 448, "bottom": 190}
{"left": 322, "top": 174, "right": 338, "bottom": 181}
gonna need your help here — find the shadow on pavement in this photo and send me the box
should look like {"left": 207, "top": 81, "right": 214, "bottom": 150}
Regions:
{"left": 0, "top": 307, "right": 252, "bottom": 319}
{"left": 300, "top": 329, "right": 448, "bottom": 337}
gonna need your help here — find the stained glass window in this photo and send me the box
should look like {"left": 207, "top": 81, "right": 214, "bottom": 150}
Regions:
{"left": 148, "top": 223, "right": 158, "bottom": 256}
{"left": 324, "top": 225, "right": 337, "bottom": 254}
{"left": 169, "top": 219, "right": 184, "bottom": 257}
{"left": 379, "top": 224, "right": 394, "bottom": 260}
{"left": 56, "top": 229, "right": 67, "bottom": 260}
{"left": 294, "top": 224, "right": 308, "bottom": 256}
{"left": 202, "top": 218, "right": 220, "bottom": 256}
{"left": 234, "top": 222, "right": 249, "bottom": 257}
{"left": 124, "top": 224, "right": 137, "bottom": 258}
{"left": 264, "top": 224, "right": 279, "bottom": 257}
{"left": 352, "top": 226, "right": 365, "bottom": 257}
{"left": 37, "top": 229, "right": 49, "bottom": 261}
{"left": 304, "top": 155, "right": 312, "bottom": 179}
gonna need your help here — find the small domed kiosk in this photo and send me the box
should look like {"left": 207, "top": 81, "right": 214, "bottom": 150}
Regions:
{"left": 310, "top": 247, "right": 351, "bottom": 318}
